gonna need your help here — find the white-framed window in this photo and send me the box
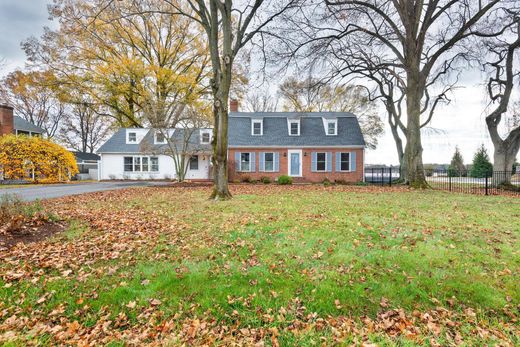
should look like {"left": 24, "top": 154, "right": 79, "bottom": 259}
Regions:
{"left": 252, "top": 119, "right": 263, "bottom": 135}
{"left": 134, "top": 157, "right": 141, "bottom": 172}
{"left": 155, "top": 131, "right": 167, "bottom": 144}
{"left": 124, "top": 156, "right": 159, "bottom": 172}
{"left": 316, "top": 152, "right": 327, "bottom": 171}
{"left": 264, "top": 152, "right": 274, "bottom": 171}
{"left": 240, "top": 153, "right": 251, "bottom": 172}
{"left": 201, "top": 131, "right": 211, "bottom": 144}
{"left": 124, "top": 157, "right": 133, "bottom": 172}
{"left": 151, "top": 157, "right": 159, "bottom": 172}
{"left": 326, "top": 120, "right": 337, "bottom": 135}
{"left": 189, "top": 155, "right": 199, "bottom": 170}
{"left": 288, "top": 120, "right": 300, "bottom": 136}
{"left": 127, "top": 132, "right": 137, "bottom": 143}
{"left": 142, "top": 157, "right": 149, "bottom": 171}
{"left": 340, "top": 152, "right": 350, "bottom": 171}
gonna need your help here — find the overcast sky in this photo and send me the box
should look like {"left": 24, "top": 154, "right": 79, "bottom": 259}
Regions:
{"left": 0, "top": 0, "right": 500, "bottom": 165}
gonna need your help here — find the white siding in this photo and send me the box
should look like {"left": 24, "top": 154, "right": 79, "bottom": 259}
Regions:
{"left": 99, "top": 154, "right": 211, "bottom": 180}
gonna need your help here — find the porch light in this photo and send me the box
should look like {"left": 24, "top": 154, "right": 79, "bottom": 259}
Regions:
{"left": 304, "top": 152, "right": 307, "bottom": 156}
{"left": 283, "top": 152, "right": 287, "bottom": 157}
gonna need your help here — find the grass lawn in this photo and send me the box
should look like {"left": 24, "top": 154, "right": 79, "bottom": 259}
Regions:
{"left": 0, "top": 185, "right": 518, "bottom": 345}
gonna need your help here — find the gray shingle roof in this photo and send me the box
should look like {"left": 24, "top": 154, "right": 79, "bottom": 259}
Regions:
{"left": 73, "top": 152, "right": 101, "bottom": 162}
{"left": 97, "top": 112, "right": 365, "bottom": 153}
{"left": 97, "top": 128, "right": 212, "bottom": 154}
{"left": 228, "top": 112, "right": 365, "bottom": 147}
{"left": 14, "top": 116, "right": 44, "bottom": 134}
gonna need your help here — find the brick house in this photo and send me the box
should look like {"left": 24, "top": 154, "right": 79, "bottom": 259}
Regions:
{"left": 0, "top": 105, "right": 44, "bottom": 137}
{"left": 228, "top": 103, "right": 365, "bottom": 183}
{"left": 96, "top": 102, "right": 366, "bottom": 183}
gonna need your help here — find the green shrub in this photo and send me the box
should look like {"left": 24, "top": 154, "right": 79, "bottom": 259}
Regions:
{"left": 241, "top": 176, "right": 252, "bottom": 183}
{"left": 277, "top": 175, "right": 293, "bottom": 185}
{"left": 355, "top": 181, "right": 369, "bottom": 186}
{"left": 260, "top": 176, "right": 271, "bottom": 184}
{"left": 322, "top": 178, "right": 333, "bottom": 186}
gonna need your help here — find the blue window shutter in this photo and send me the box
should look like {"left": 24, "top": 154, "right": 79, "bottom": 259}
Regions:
{"left": 259, "top": 152, "right": 265, "bottom": 172}
{"left": 235, "top": 152, "right": 241, "bottom": 171}
{"left": 326, "top": 152, "right": 333, "bottom": 172}
{"left": 336, "top": 152, "right": 341, "bottom": 172}
{"left": 311, "top": 152, "right": 317, "bottom": 172}
{"left": 274, "top": 152, "right": 280, "bottom": 172}
{"left": 251, "top": 152, "right": 256, "bottom": 172}
{"left": 351, "top": 152, "right": 357, "bottom": 171}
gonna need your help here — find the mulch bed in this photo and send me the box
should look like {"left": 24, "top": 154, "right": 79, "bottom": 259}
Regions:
{"left": 0, "top": 222, "right": 67, "bottom": 250}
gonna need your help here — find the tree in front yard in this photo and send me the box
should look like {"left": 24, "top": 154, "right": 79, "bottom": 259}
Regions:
{"left": 0, "top": 134, "right": 78, "bottom": 183}
{"left": 482, "top": 15, "right": 520, "bottom": 184}
{"left": 470, "top": 145, "right": 493, "bottom": 178}
{"left": 448, "top": 146, "right": 466, "bottom": 177}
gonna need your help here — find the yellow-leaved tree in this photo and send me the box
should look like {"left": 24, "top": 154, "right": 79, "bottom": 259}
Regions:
{"left": 0, "top": 135, "right": 78, "bottom": 183}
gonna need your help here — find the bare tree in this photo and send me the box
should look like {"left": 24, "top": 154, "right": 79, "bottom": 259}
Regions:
{"left": 148, "top": 0, "right": 302, "bottom": 199}
{"left": 141, "top": 97, "right": 212, "bottom": 182}
{"left": 277, "top": 0, "right": 514, "bottom": 187}
{"left": 277, "top": 76, "right": 384, "bottom": 149}
{"left": 59, "top": 101, "right": 112, "bottom": 153}
{"left": 484, "top": 15, "right": 520, "bottom": 184}
{"left": 243, "top": 91, "right": 278, "bottom": 112}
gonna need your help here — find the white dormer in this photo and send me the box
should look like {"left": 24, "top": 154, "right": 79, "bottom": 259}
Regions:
{"left": 287, "top": 118, "right": 300, "bottom": 136}
{"left": 200, "top": 129, "right": 212, "bottom": 144}
{"left": 154, "top": 131, "right": 167, "bottom": 144}
{"left": 251, "top": 118, "right": 263, "bottom": 136}
{"left": 323, "top": 118, "right": 338, "bottom": 136}
{"left": 126, "top": 129, "right": 148, "bottom": 144}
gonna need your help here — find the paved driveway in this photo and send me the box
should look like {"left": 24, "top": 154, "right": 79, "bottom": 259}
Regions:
{"left": 0, "top": 181, "right": 168, "bottom": 201}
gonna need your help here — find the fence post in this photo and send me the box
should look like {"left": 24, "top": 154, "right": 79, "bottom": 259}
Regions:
{"left": 485, "top": 174, "right": 489, "bottom": 196}
{"left": 449, "top": 174, "right": 452, "bottom": 192}
{"left": 381, "top": 168, "right": 384, "bottom": 186}
{"left": 389, "top": 167, "right": 392, "bottom": 186}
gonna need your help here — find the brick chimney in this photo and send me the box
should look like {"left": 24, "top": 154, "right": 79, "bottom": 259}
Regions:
{"left": 230, "top": 99, "right": 239, "bottom": 112}
{"left": 0, "top": 105, "right": 14, "bottom": 136}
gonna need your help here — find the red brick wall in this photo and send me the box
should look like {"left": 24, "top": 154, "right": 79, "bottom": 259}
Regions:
{"left": 0, "top": 105, "right": 14, "bottom": 136}
{"left": 228, "top": 147, "right": 364, "bottom": 183}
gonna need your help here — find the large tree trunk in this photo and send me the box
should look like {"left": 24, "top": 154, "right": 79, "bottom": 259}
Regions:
{"left": 404, "top": 74, "right": 428, "bottom": 188}
{"left": 491, "top": 135, "right": 520, "bottom": 185}
{"left": 210, "top": 97, "right": 232, "bottom": 200}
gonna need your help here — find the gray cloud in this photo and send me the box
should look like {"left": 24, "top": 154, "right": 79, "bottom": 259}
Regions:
{"left": 0, "top": 1, "right": 52, "bottom": 72}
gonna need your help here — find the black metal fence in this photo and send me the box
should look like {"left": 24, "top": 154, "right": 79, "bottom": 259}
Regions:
{"left": 365, "top": 167, "right": 520, "bottom": 196}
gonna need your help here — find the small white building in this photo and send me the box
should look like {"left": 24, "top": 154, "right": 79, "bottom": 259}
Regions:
{"left": 97, "top": 128, "right": 213, "bottom": 181}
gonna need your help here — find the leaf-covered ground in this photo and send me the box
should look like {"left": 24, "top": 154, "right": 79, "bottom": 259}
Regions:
{"left": 0, "top": 185, "right": 518, "bottom": 346}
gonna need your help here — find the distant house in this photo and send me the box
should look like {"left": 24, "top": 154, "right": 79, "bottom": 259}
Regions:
{"left": 96, "top": 101, "right": 366, "bottom": 183}
{"left": 0, "top": 105, "right": 44, "bottom": 137}
{"left": 73, "top": 152, "right": 100, "bottom": 180}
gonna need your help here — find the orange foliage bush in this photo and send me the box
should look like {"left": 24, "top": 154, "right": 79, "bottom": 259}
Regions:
{"left": 0, "top": 134, "right": 78, "bottom": 183}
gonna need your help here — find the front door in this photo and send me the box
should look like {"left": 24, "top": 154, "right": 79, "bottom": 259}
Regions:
{"left": 288, "top": 150, "right": 302, "bottom": 177}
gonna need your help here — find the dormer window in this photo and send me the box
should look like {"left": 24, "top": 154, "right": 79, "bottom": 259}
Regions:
{"left": 155, "top": 131, "right": 167, "bottom": 144}
{"left": 128, "top": 132, "right": 137, "bottom": 143}
{"left": 326, "top": 120, "right": 337, "bottom": 135}
{"left": 252, "top": 119, "right": 263, "bottom": 136}
{"left": 201, "top": 131, "right": 211, "bottom": 144}
{"left": 288, "top": 120, "right": 300, "bottom": 136}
